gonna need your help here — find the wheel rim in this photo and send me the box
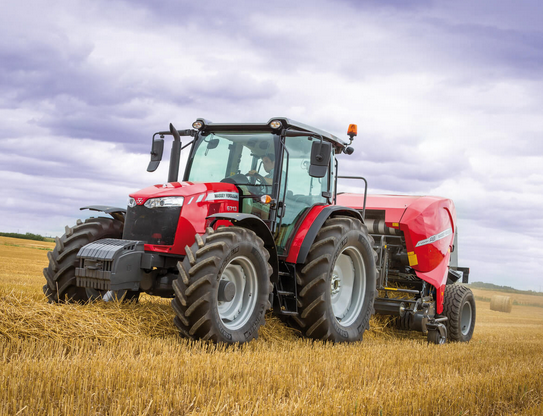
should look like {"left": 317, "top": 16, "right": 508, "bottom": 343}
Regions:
{"left": 461, "top": 300, "right": 473, "bottom": 335}
{"left": 330, "top": 246, "right": 366, "bottom": 326}
{"left": 217, "top": 256, "right": 258, "bottom": 330}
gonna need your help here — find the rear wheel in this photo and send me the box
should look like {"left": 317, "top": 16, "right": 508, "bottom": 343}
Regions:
{"left": 172, "top": 226, "right": 273, "bottom": 343}
{"left": 442, "top": 284, "right": 476, "bottom": 342}
{"left": 43, "top": 217, "right": 139, "bottom": 303}
{"left": 295, "top": 217, "right": 377, "bottom": 342}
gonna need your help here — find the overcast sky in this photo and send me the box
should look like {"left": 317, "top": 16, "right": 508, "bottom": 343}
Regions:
{"left": 1, "top": 0, "right": 542, "bottom": 290}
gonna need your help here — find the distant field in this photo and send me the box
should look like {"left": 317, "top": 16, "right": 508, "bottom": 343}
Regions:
{"left": 471, "top": 287, "right": 543, "bottom": 308}
{"left": 1, "top": 236, "right": 542, "bottom": 415}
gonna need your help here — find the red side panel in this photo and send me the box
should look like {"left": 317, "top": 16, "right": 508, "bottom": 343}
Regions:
{"left": 415, "top": 252, "right": 450, "bottom": 314}
{"left": 399, "top": 197, "right": 455, "bottom": 315}
{"left": 338, "top": 194, "right": 420, "bottom": 226}
{"left": 285, "top": 205, "right": 327, "bottom": 264}
{"left": 398, "top": 196, "right": 455, "bottom": 273}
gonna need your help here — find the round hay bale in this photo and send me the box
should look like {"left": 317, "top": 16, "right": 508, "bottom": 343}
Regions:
{"left": 490, "top": 295, "right": 513, "bottom": 313}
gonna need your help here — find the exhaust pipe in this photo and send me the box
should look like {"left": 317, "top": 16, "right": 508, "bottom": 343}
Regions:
{"left": 168, "top": 123, "right": 182, "bottom": 183}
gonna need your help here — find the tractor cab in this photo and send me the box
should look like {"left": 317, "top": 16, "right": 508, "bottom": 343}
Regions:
{"left": 179, "top": 118, "right": 348, "bottom": 255}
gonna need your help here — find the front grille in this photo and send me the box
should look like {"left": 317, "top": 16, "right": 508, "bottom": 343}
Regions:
{"left": 123, "top": 205, "right": 181, "bottom": 245}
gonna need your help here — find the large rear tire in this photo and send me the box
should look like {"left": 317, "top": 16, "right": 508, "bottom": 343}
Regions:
{"left": 172, "top": 226, "right": 273, "bottom": 343}
{"left": 43, "top": 217, "right": 139, "bottom": 303}
{"left": 442, "top": 284, "right": 476, "bottom": 342}
{"left": 295, "top": 217, "right": 377, "bottom": 342}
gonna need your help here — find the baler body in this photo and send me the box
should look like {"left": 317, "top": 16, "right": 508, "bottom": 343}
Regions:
{"left": 337, "top": 193, "right": 459, "bottom": 314}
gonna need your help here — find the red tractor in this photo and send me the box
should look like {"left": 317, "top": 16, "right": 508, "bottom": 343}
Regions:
{"left": 43, "top": 118, "right": 475, "bottom": 344}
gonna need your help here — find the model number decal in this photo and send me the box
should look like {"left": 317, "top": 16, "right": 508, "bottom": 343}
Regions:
{"left": 415, "top": 228, "right": 452, "bottom": 247}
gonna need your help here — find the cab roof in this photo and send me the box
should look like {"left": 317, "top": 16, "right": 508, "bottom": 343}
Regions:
{"left": 194, "top": 117, "right": 348, "bottom": 147}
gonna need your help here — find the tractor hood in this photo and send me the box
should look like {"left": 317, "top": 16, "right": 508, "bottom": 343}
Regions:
{"left": 129, "top": 181, "right": 239, "bottom": 206}
{"left": 124, "top": 181, "right": 241, "bottom": 256}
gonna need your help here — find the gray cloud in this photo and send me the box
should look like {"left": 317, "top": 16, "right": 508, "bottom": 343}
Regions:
{"left": 1, "top": 0, "right": 543, "bottom": 290}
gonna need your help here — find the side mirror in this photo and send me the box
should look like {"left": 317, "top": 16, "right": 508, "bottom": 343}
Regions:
{"left": 207, "top": 138, "right": 219, "bottom": 150}
{"left": 309, "top": 140, "right": 331, "bottom": 178}
{"left": 147, "top": 137, "right": 164, "bottom": 172}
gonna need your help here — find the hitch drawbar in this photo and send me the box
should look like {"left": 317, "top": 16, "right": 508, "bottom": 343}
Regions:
{"left": 75, "top": 239, "right": 147, "bottom": 291}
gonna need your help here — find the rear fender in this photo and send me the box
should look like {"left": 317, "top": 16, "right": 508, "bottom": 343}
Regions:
{"left": 287, "top": 206, "right": 363, "bottom": 264}
{"left": 207, "top": 213, "right": 279, "bottom": 283}
{"left": 80, "top": 205, "right": 126, "bottom": 223}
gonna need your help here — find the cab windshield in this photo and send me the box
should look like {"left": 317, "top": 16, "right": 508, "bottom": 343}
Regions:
{"left": 186, "top": 132, "right": 276, "bottom": 196}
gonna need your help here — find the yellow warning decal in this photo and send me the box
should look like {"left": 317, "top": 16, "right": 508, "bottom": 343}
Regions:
{"left": 407, "top": 251, "right": 418, "bottom": 266}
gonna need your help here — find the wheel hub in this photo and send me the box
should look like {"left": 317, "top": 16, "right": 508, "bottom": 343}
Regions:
{"left": 330, "top": 247, "right": 366, "bottom": 326}
{"left": 330, "top": 273, "right": 341, "bottom": 295}
{"left": 218, "top": 280, "right": 235, "bottom": 302}
{"left": 217, "top": 256, "right": 258, "bottom": 330}
{"left": 461, "top": 300, "right": 473, "bottom": 335}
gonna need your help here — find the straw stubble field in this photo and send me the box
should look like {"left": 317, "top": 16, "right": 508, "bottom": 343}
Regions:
{"left": 1, "top": 236, "right": 542, "bottom": 415}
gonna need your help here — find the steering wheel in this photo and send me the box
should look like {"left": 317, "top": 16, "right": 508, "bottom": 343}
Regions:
{"left": 221, "top": 173, "right": 269, "bottom": 194}
{"left": 221, "top": 173, "right": 251, "bottom": 185}
{"left": 248, "top": 172, "right": 265, "bottom": 185}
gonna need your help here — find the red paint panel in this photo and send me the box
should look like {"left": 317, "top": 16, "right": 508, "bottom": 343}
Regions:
{"left": 285, "top": 205, "right": 327, "bottom": 263}
{"left": 130, "top": 182, "right": 209, "bottom": 205}
{"left": 399, "top": 197, "right": 455, "bottom": 273}
{"left": 414, "top": 251, "right": 450, "bottom": 314}
{"left": 131, "top": 182, "right": 239, "bottom": 256}
{"left": 338, "top": 193, "right": 419, "bottom": 225}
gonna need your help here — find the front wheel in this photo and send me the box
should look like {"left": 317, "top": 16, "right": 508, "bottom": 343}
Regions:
{"left": 171, "top": 226, "right": 273, "bottom": 343}
{"left": 43, "top": 217, "right": 138, "bottom": 303}
{"left": 296, "top": 217, "right": 377, "bottom": 342}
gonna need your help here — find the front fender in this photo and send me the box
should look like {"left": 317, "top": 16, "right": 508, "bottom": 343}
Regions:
{"left": 207, "top": 213, "right": 279, "bottom": 283}
{"left": 80, "top": 205, "right": 126, "bottom": 223}
{"left": 286, "top": 206, "right": 364, "bottom": 264}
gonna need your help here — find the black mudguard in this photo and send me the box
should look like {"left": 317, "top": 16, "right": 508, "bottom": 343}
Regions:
{"left": 80, "top": 205, "right": 126, "bottom": 222}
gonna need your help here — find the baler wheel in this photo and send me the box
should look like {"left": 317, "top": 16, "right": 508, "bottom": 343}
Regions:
{"left": 295, "top": 217, "right": 377, "bottom": 342}
{"left": 172, "top": 226, "right": 273, "bottom": 343}
{"left": 43, "top": 217, "right": 139, "bottom": 303}
{"left": 442, "top": 284, "right": 476, "bottom": 342}
{"left": 427, "top": 328, "right": 447, "bottom": 344}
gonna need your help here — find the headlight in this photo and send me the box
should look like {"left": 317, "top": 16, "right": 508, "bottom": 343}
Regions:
{"left": 269, "top": 120, "right": 282, "bottom": 129}
{"left": 144, "top": 196, "right": 184, "bottom": 208}
{"left": 128, "top": 197, "right": 137, "bottom": 208}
